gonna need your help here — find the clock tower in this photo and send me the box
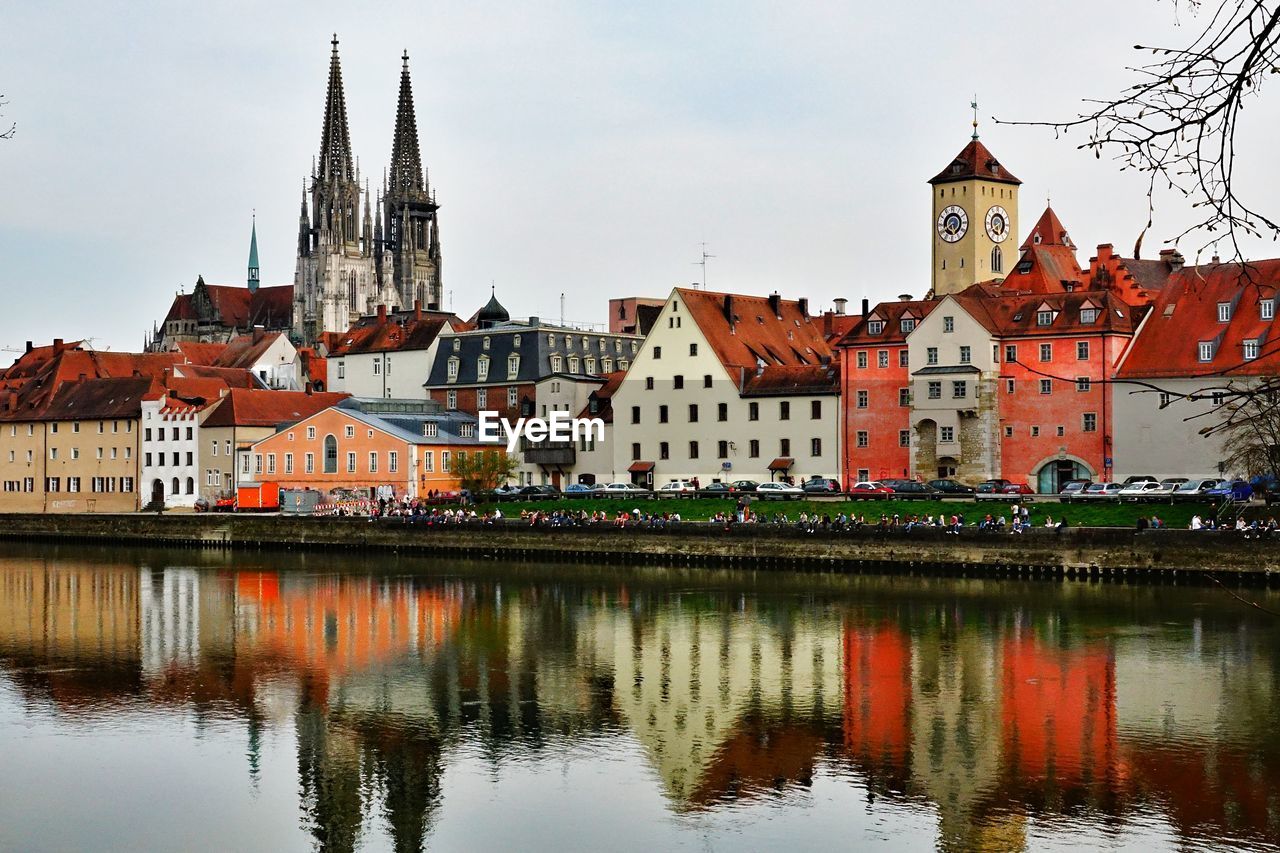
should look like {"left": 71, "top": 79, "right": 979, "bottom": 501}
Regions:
{"left": 929, "top": 116, "right": 1020, "bottom": 296}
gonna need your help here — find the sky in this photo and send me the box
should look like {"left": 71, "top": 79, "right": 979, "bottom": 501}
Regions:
{"left": 2, "top": 0, "right": 1278, "bottom": 351}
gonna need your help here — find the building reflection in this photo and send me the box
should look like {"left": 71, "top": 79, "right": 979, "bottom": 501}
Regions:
{"left": 0, "top": 556, "right": 1279, "bottom": 850}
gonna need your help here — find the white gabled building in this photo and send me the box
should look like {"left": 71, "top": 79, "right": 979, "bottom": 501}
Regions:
{"left": 610, "top": 288, "right": 841, "bottom": 488}
{"left": 327, "top": 304, "right": 460, "bottom": 400}
{"left": 141, "top": 392, "right": 217, "bottom": 509}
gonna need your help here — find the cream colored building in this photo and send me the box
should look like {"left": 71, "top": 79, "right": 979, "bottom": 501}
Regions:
{"left": 610, "top": 288, "right": 840, "bottom": 487}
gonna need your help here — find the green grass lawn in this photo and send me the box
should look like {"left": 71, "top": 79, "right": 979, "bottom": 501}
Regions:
{"left": 456, "top": 496, "right": 1215, "bottom": 528}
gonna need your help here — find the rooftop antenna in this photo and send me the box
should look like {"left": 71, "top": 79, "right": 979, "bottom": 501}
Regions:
{"left": 971, "top": 95, "right": 979, "bottom": 140}
{"left": 693, "top": 242, "right": 715, "bottom": 289}
{"left": 448, "top": 289, "right": 453, "bottom": 311}
{"left": 560, "top": 292, "right": 565, "bottom": 326}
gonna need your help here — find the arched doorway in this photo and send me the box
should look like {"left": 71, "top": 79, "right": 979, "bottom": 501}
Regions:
{"left": 1035, "top": 458, "right": 1093, "bottom": 493}
{"left": 151, "top": 479, "right": 164, "bottom": 505}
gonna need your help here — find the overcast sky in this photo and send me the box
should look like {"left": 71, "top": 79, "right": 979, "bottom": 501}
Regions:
{"left": 2, "top": 0, "right": 1277, "bottom": 351}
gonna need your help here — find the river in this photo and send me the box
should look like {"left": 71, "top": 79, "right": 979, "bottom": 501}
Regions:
{"left": 0, "top": 544, "right": 1277, "bottom": 851}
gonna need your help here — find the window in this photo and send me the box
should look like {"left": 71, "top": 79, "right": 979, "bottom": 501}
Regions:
{"left": 423, "top": 451, "right": 434, "bottom": 472}
{"left": 856, "top": 351, "right": 868, "bottom": 369}
{"left": 508, "top": 386, "right": 519, "bottom": 408}
{"left": 389, "top": 451, "right": 398, "bottom": 473}
{"left": 718, "top": 402, "right": 728, "bottom": 421}
{"left": 659, "top": 405, "right": 668, "bottom": 423}
{"left": 899, "top": 350, "right": 909, "bottom": 367}
{"left": 779, "top": 401, "right": 790, "bottom": 420}
{"left": 856, "top": 431, "right": 868, "bottom": 448}
{"left": 548, "top": 334, "right": 557, "bottom": 347}
{"left": 68, "top": 477, "right": 80, "bottom": 493}
{"left": 689, "top": 343, "right": 698, "bottom": 356}
{"left": 482, "top": 336, "right": 491, "bottom": 351}
{"left": 585, "top": 358, "right": 595, "bottom": 374}
{"left": 688, "top": 404, "right": 698, "bottom": 422}
{"left": 368, "top": 452, "right": 378, "bottom": 473}
{"left": 306, "top": 426, "right": 316, "bottom": 440}
{"left": 952, "top": 381, "right": 966, "bottom": 398}
{"left": 856, "top": 390, "right": 868, "bottom": 409}
{"left": 346, "top": 451, "right": 356, "bottom": 473}
{"left": 1263, "top": 299, "right": 1275, "bottom": 320}
{"left": 926, "top": 347, "right": 938, "bottom": 365}
{"left": 940, "top": 426, "right": 955, "bottom": 442}
{"left": 659, "top": 441, "right": 670, "bottom": 460}
{"left": 1076, "top": 377, "right": 1092, "bottom": 392}
{"left": 442, "top": 451, "right": 451, "bottom": 473}
{"left": 1056, "top": 425, "right": 1065, "bottom": 437}
{"left": 507, "top": 355, "right": 520, "bottom": 378}
{"left": 1039, "top": 343, "right": 1052, "bottom": 362}
{"left": 811, "top": 400, "right": 821, "bottom": 419}
{"left": 1040, "top": 379, "right": 1052, "bottom": 395}
{"left": 991, "top": 245, "right": 1003, "bottom": 273}
{"left": 878, "top": 350, "right": 889, "bottom": 368}
{"left": 927, "top": 381, "right": 942, "bottom": 399}
{"left": 1006, "top": 378, "right": 1015, "bottom": 394}
{"left": 900, "top": 318, "right": 916, "bottom": 333}
{"left": 749, "top": 402, "right": 759, "bottom": 421}
{"left": 645, "top": 377, "right": 654, "bottom": 390}
{"left": 447, "top": 390, "right": 457, "bottom": 410}
{"left": 673, "top": 375, "right": 684, "bottom": 389}
{"left": 718, "top": 440, "right": 728, "bottom": 459}
{"left": 1080, "top": 307, "right": 1099, "bottom": 324}
{"left": 959, "top": 345, "right": 971, "bottom": 364}
{"left": 337, "top": 361, "right": 345, "bottom": 379}
{"left": 749, "top": 439, "right": 760, "bottom": 457}
{"left": 550, "top": 355, "right": 563, "bottom": 373}
{"left": 568, "top": 357, "right": 579, "bottom": 373}
{"left": 1005, "top": 345, "right": 1017, "bottom": 363}
{"left": 254, "top": 454, "right": 263, "bottom": 474}
{"left": 1245, "top": 339, "right": 1260, "bottom": 360}
{"left": 899, "top": 388, "right": 910, "bottom": 407}
{"left": 603, "top": 358, "right": 614, "bottom": 373}
{"left": 242, "top": 454, "right": 251, "bottom": 474}
{"left": 374, "top": 359, "right": 382, "bottom": 376}
{"left": 267, "top": 454, "right": 276, "bottom": 474}
{"left": 1218, "top": 302, "right": 1232, "bottom": 322}
{"left": 1030, "top": 426, "right": 1040, "bottom": 437}
{"left": 49, "top": 448, "right": 57, "bottom": 461}
{"left": 867, "top": 320, "right": 884, "bottom": 335}
{"left": 1037, "top": 310, "right": 1054, "bottom": 326}
{"left": 780, "top": 438, "right": 790, "bottom": 456}
{"left": 653, "top": 346, "right": 662, "bottom": 359}
{"left": 477, "top": 357, "right": 490, "bottom": 382}
{"left": 811, "top": 437, "right": 822, "bottom": 456}
{"left": 285, "top": 453, "right": 294, "bottom": 474}
{"left": 477, "top": 388, "right": 487, "bottom": 409}
{"left": 899, "top": 429, "right": 910, "bottom": 447}
{"left": 305, "top": 453, "right": 315, "bottom": 473}
{"left": 943, "top": 316, "right": 955, "bottom": 333}
{"left": 1076, "top": 341, "right": 1090, "bottom": 360}
{"left": 631, "top": 406, "right": 641, "bottom": 424}
{"left": 1082, "top": 412, "right": 1098, "bottom": 432}
{"left": 688, "top": 441, "right": 699, "bottom": 459}
{"left": 1004, "top": 426, "right": 1014, "bottom": 437}
{"left": 1198, "top": 341, "right": 1215, "bottom": 362}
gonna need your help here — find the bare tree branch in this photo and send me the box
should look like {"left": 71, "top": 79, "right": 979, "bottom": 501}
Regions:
{"left": 0, "top": 92, "right": 13, "bottom": 140}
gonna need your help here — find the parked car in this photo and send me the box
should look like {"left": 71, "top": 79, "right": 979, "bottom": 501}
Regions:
{"left": 657, "top": 480, "right": 696, "bottom": 494}
{"left": 701, "top": 482, "right": 732, "bottom": 494}
{"left": 976, "top": 479, "right": 1011, "bottom": 494}
{"left": 756, "top": 482, "right": 804, "bottom": 499}
{"left": 1058, "top": 480, "right": 1091, "bottom": 503}
{"left": 1206, "top": 480, "right": 1253, "bottom": 501}
{"left": 1080, "top": 482, "right": 1124, "bottom": 500}
{"left": 802, "top": 477, "right": 842, "bottom": 494}
{"left": 1121, "top": 475, "right": 1158, "bottom": 485}
{"left": 516, "top": 485, "right": 561, "bottom": 500}
{"left": 492, "top": 483, "right": 521, "bottom": 496}
{"left": 1149, "top": 478, "right": 1189, "bottom": 496}
{"left": 1118, "top": 481, "right": 1163, "bottom": 501}
{"left": 564, "top": 483, "right": 602, "bottom": 495}
{"left": 728, "top": 480, "right": 760, "bottom": 493}
{"left": 601, "top": 482, "right": 649, "bottom": 494}
{"left": 848, "top": 481, "right": 893, "bottom": 497}
{"left": 928, "top": 478, "right": 974, "bottom": 495}
{"left": 1002, "top": 483, "right": 1034, "bottom": 496}
{"left": 1172, "top": 478, "right": 1223, "bottom": 499}
{"left": 884, "top": 480, "right": 939, "bottom": 498}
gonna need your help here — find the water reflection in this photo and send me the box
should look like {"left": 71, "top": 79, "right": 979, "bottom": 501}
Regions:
{"left": 1, "top": 550, "right": 1279, "bottom": 851}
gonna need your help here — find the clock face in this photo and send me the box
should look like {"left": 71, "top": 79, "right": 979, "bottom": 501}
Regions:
{"left": 985, "top": 206, "right": 1010, "bottom": 243}
{"left": 937, "top": 205, "right": 968, "bottom": 243}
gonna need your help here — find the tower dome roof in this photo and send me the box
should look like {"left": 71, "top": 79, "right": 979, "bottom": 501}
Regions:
{"left": 476, "top": 289, "right": 510, "bottom": 328}
{"left": 929, "top": 139, "right": 1021, "bottom": 186}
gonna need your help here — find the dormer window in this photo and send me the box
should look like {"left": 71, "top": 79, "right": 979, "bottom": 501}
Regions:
{"left": 548, "top": 334, "right": 557, "bottom": 347}
{"left": 1245, "top": 339, "right": 1260, "bottom": 360}
{"left": 513, "top": 334, "right": 521, "bottom": 347}
{"left": 585, "top": 357, "right": 596, "bottom": 374}
{"left": 551, "top": 355, "right": 563, "bottom": 372}
{"left": 477, "top": 356, "right": 490, "bottom": 382}
{"left": 447, "top": 357, "right": 459, "bottom": 381}
{"left": 1036, "top": 310, "right": 1054, "bottom": 326}
{"left": 1079, "top": 308, "right": 1099, "bottom": 324}
{"left": 482, "top": 336, "right": 490, "bottom": 350}
{"left": 1263, "top": 299, "right": 1275, "bottom": 321}
{"left": 867, "top": 320, "right": 884, "bottom": 335}
{"left": 900, "top": 318, "right": 916, "bottom": 333}
{"left": 1198, "top": 341, "right": 1215, "bottom": 362}
{"left": 507, "top": 354, "right": 520, "bottom": 378}
{"left": 568, "top": 357, "right": 579, "bottom": 373}
{"left": 1218, "top": 302, "right": 1232, "bottom": 322}
{"left": 452, "top": 338, "right": 461, "bottom": 352}
{"left": 566, "top": 336, "right": 574, "bottom": 350}
{"left": 1017, "top": 260, "right": 1033, "bottom": 274}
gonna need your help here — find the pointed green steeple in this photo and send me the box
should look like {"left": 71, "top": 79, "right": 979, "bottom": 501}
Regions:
{"left": 248, "top": 213, "right": 260, "bottom": 293}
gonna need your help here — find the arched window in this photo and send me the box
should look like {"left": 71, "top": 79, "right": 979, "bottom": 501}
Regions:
{"left": 171, "top": 477, "right": 180, "bottom": 495}
{"left": 185, "top": 477, "right": 194, "bottom": 495}
{"left": 324, "top": 435, "right": 338, "bottom": 474}
{"left": 991, "top": 245, "right": 1003, "bottom": 273}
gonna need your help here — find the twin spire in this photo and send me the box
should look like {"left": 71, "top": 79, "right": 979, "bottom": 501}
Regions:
{"left": 317, "top": 34, "right": 355, "bottom": 185}
{"left": 389, "top": 49, "right": 427, "bottom": 201}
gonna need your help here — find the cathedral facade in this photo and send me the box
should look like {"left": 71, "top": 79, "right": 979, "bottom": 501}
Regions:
{"left": 294, "top": 37, "right": 443, "bottom": 344}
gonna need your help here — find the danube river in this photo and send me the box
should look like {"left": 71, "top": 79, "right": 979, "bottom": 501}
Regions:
{"left": 1, "top": 545, "right": 1278, "bottom": 851}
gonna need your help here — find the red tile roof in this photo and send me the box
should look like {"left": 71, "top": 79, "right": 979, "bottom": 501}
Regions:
{"left": 679, "top": 288, "right": 832, "bottom": 373}
{"left": 836, "top": 300, "right": 940, "bottom": 347}
{"left": 212, "top": 331, "right": 288, "bottom": 369}
{"left": 327, "top": 311, "right": 454, "bottom": 356}
{"left": 173, "top": 364, "right": 262, "bottom": 388}
{"left": 200, "top": 389, "right": 350, "bottom": 428}
{"left": 172, "top": 342, "right": 229, "bottom": 365}
{"left": 1116, "top": 259, "right": 1280, "bottom": 379}
{"left": 929, "top": 138, "right": 1020, "bottom": 186}
{"left": 1020, "top": 206, "right": 1073, "bottom": 250}
{"left": 163, "top": 282, "right": 293, "bottom": 330}
{"left": 951, "top": 288, "right": 1145, "bottom": 339}
{"left": 41, "top": 377, "right": 158, "bottom": 422}
{"left": 0, "top": 350, "right": 190, "bottom": 419}
{"left": 742, "top": 364, "right": 839, "bottom": 396}
{"left": 576, "top": 371, "right": 625, "bottom": 422}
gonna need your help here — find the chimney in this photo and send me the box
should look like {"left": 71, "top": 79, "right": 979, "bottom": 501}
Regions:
{"left": 833, "top": 298, "right": 848, "bottom": 316}
{"left": 861, "top": 298, "right": 870, "bottom": 319}
{"left": 377, "top": 304, "right": 388, "bottom": 324}
{"left": 1211, "top": 254, "right": 1221, "bottom": 264}
{"left": 722, "top": 295, "right": 735, "bottom": 327}
{"left": 53, "top": 338, "right": 64, "bottom": 354}
{"left": 413, "top": 299, "right": 422, "bottom": 321}
{"left": 798, "top": 297, "right": 808, "bottom": 317}
{"left": 767, "top": 292, "right": 781, "bottom": 318}
{"left": 305, "top": 383, "right": 313, "bottom": 396}
{"left": 1159, "top": 248, "right": 1185, "bottom": 272}
{"left": 252, "top": 326, "right": 265, "bottom": 343}
{"left": 897, "top": 293, "right": 912, "bottom": 302}
{"left": 24, "top": 341, "right": 32, "bottom": 354}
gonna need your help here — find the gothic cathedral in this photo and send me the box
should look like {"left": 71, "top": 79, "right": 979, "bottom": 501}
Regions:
{"left": 928, "top": 123, "right": 1020, "bottom": 296}
{"left": 293, "top": 37, "right": 443, "bottom": 344}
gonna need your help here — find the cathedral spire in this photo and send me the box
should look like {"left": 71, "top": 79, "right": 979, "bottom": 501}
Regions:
{"left": 247, "top": 213, "right": 260, "bottom": 292}
{"left": 388, "top": 50, "right": 427, "bottom": 200}
{"left": 318, "top": 34, "right": 355, "bottom": 186}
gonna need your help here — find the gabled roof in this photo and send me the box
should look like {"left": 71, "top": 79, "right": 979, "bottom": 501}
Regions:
{"left": 328, "top": 311, "right": 452, "bottom": 356}
{"left": 0, "top": 349, "right": 190, "bottom": 420}
{"left": 577, "top": 371, "right": 625, "bottom": 422}
{"left": 41, "top": 376, "right": 157, "bottom": 422}
{"left": 836, "top": 300, "right": 940, "bottom": 347}
{"left": 1116, "top": 259, "right": 1280, "bottom": 379}
{"left": 678, "top": 289, "right": 832, "bottom": 374}
{"left": 741, "top": 364, "right": 839, "bottom": 396}
{"left": 171, "top": 341, "right": 228, "bottom": 365}
{"left": 929, "top": 138, "right": 1020, "bottom": 186}
{"left": 213, "top": 331, "right": 290, "bottom": 369}
{"left": 201, "top": 389, "right": 351, "bottom": 428}
{"left": 163, "top": 280, "right": 293, "bottom": 331}
{"left": 950, "top": 289, "right": 1143, "bottom": 339}
{"left": 173, "top": 364, "right": 262, "bottom": 388}
{"left": 1020, "top": 206, "right": 1073, "bottom": 250}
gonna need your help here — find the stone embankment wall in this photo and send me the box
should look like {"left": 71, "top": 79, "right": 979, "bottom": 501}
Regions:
{"left": 1, "top": 514, "right": 1276, "bottom": 583}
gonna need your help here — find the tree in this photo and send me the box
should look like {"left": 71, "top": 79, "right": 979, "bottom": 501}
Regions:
{"left": 450, "top": 449, "right": 517, "bottom": 494}
{"left": 0, "top": 92, "right": 12, "bottom": 140}
{"left": 1204, "top": 382, "right": 1280, "bottom": 479}
{"left": 1005, "top": 1, "right": 1280, "bottom": 262}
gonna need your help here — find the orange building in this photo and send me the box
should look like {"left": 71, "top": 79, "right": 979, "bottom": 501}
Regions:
{"left": 241, "top": 397, "right": 492, "bottom": 500}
